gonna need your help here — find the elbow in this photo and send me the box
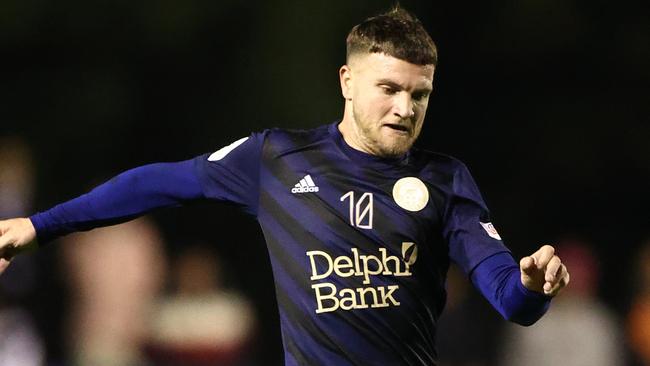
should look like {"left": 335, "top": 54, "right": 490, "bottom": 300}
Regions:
{"left": 506, "top": 312, "right": 542, "bottom": 326}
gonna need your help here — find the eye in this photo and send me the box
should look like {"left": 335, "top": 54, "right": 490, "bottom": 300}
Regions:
{"left": 380, "top": 86, "right": 398, "bottom": 95}
{"left": 413, "top": 91, "right": 430, "bottom": 101}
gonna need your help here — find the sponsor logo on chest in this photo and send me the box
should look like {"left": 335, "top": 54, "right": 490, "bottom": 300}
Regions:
{"left": 306, "top": 243, "right": 418, "bottom": 314}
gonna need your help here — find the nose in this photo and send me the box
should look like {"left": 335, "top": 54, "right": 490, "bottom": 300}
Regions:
{"left": 394, "top": 93, "right": 414, "bottom": 120}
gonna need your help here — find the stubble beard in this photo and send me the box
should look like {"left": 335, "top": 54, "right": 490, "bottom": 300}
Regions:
{"left": 352, "top": 110, "right": 415, "bottom": 158}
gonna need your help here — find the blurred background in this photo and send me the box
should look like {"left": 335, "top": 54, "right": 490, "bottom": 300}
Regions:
{"left": 0, "top": 0, "right": 648, "bottom": 365}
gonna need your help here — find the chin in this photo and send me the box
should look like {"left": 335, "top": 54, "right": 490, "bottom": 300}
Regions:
{"left": 377, "top": 143, "right": 412, "bottom": 158}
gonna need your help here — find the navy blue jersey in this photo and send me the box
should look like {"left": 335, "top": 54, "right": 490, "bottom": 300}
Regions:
{"left": 193, "top": 122, "right": 510, "bottom": 365}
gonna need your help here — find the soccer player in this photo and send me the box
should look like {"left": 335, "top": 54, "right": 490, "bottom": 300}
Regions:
{"left": 0, "top": 6, "right": 569, "bottom": 366}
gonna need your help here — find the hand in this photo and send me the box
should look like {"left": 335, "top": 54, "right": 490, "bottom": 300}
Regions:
{"left": 520, "top": 245, "right": 570, "bottom": 296}
{"left": 0, "top": 218, "right": 38, "bottom": 274}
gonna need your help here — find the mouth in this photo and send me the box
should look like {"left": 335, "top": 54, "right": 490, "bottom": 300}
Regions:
{"left": 382, "top": 123, "right": 410, "bottom": 135}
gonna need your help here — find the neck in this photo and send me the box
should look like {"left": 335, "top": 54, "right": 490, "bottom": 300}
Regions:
{"left": 338, "top": 103, "right": 369, "bottom": 154}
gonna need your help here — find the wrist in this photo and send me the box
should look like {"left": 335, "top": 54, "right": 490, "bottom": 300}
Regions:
{"left": 19, "top": 218, "right": 38, "bottom": 252}
{"left": 517, "top": 278, "right": 552, "bottom": 300}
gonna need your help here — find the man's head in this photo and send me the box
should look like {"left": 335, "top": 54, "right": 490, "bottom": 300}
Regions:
{"left": 339, "top": 6, "right": 437, "bottom": 158}
{"left": 346, "top": 5, "right": 437, "bottom": 67}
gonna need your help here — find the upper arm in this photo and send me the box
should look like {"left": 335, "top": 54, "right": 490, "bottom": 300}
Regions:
{"left": 442, "top": 161, "right": 510, "bottom": 274}
{"left": 193, "top": 132, "right": 266, "bottom": 217}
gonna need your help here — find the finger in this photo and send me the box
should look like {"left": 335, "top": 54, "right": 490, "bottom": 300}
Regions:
{"left": 0, "top": 231, "right": 13, "bottom": 249}
{"left": 545, "top": 264, "right": 569, "bottom": 296}
{"left": 542, "top": 260, "right": 561, "bottom": 294}
{"left": 531, "top": 245, "right": 555, "bottom": 269}
{"left": 546, "top": 278, "right": 563, "bottom": 296}
{"left": 519, "top": 256, "right": 536, "bottom": 274}
{"left": 529, "top": 244, "right": 552, "bottom": 259}
{"left": 544, "top": 256, "right": 562, "bottom": 283}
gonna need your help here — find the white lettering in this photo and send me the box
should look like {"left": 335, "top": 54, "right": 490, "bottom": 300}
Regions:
{"left": 312, "top": 283, "right": 339, "bottom": 313}
{"left": 357, "top": 286, "right": 380, "bottom": 308}
{"left": 340, "top": 191, "right": 374, "bottom": 229}
{"left": 307, "top": 246, "right": 415, "bottom": 314}
{"left": 379, "top": 285, "right": 400, "bottom": 306}
{"left": 307, "top": 247, "right": 413, "bottom": 283}
{"left": 352, "top": 248, "right": 362, "bottom": 276}
{"left": 339, "top": 288, "right": 357, "bottom": 310}
{"left": 360, "top": 254, "right": 383, "bottom": 285}
{"left": 306, "top": 251, "right": 333, "bottom": 280}
{"left": 291, "top": 186, "right": 320, "bottom": 193}
{"left": 310, "top": 283, "right": 403, "bottom": 314}
{"left": 333, "top": 255, "right": 354, "bottom": 277}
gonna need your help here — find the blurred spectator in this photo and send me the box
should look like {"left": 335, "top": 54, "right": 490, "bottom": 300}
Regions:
{"left": 60, "top": 218, "right": 165, "bottom": 366}
{"left": 437, "top": 264, "right": 499, "bottom": 366}
{"left": 0, "top": 137, "right": 39, "bottom": 299}
{"left": 146, "top": 245, "right": 256, "bottom": 366}
{"left": 498, "top": 239, "right": 624, "bottom": 366}
{"left": 0, "top": 137, "right": 35, "bottom": 219}
{"left": 0, "top": 308, "right": 44, "bottom": 366}
{"left": 0, "top": 137, "right": 45, "bottom": 365}
{"left": 627, "top": 239, "right": 650, "bottom": 365}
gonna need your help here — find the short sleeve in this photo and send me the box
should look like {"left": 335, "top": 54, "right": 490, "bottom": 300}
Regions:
{"left": 193, "top": 131, "right": 266, "bottom": 217}
{"left": 443, "top": 162, "right": 510, "bottom": 274}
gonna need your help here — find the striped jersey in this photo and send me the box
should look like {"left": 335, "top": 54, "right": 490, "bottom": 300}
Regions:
{"left": 193, "top": 121, "right": 510, "bottom": 365}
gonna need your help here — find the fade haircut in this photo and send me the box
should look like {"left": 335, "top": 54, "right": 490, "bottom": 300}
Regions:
{"left": 346, "top": 5, "right": 437, "bottom": 66}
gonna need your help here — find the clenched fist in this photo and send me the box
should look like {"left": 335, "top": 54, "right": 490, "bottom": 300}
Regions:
{"left": 520, "top": 245, "right": 570, "bottom": 296}
{"left": 0, "top": 218, "right": 38, "bottom": 274}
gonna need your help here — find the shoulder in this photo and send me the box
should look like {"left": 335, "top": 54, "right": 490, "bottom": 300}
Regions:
{"left": 264, "top": 123, "right": 331, "bottom": 142}
{"left": 203, "top": 123, "right": 331, "bottom": 162}
{"left": 409, "top": 147, "right": 471, "bottom": 180}
{"left": 262, "top": 123, "right": 332, "bottom": 156}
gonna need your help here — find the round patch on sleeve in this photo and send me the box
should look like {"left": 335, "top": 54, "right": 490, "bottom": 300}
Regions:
{"left": 392, "top": 177, "right": 429, "bottom": 212}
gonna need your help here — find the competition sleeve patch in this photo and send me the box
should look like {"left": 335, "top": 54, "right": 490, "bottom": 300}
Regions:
{"left": 480, "top": 221, "right": 502, "bottom": 240}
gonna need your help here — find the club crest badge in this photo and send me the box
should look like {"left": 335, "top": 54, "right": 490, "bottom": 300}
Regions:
{"left": 392, "top": 177, "right": 429, "bottom": 212}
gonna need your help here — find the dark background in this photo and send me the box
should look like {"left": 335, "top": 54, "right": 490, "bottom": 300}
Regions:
{"left": 1, "top": 0, "right": 648, "bottom": 364}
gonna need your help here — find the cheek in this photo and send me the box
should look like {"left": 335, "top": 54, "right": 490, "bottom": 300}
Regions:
{"left": 366, "top": 94, "right": 393, "bottom": 116}
{"left": 415, "top": 102, "right": 429, "bottom": 120}
{"left": 355, "top": 93, "right": 386, "bottom": 117}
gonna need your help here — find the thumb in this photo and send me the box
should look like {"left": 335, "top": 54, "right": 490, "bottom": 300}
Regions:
{"left": 520, "top": 256, "right": 537, "bottom": 274}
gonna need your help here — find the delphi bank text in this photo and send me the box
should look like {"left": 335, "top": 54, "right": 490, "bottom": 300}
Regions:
{"left": 306, "top": 246, "right": 416, "bottom": 314}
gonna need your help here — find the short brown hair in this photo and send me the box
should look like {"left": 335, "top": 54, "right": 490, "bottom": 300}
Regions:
{"left": 346, "top": 5, "right": 438, "bottom": 66}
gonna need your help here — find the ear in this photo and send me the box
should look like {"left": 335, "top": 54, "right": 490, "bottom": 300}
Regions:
{"left": 339, "top": 65, "right": 353, "bottom": 100}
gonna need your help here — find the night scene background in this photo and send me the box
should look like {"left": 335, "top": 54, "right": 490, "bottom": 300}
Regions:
{"left": 1, "top": 0, "right": 648, "bottom": 365}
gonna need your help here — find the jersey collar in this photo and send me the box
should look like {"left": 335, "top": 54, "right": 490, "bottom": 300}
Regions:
{"left": 329, "top": 121, "right": 412, "bottom": 169}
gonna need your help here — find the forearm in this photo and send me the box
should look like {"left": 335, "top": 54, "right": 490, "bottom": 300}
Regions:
{"left": 30, "top": 159, "right": 204, "bottom": 244}
{"left": 470, "top": 252, "right": 551, "bottom": 326}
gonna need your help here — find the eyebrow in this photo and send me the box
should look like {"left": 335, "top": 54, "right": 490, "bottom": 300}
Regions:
{"left": 376, "top": 78, "right": 432, "bottom": 94}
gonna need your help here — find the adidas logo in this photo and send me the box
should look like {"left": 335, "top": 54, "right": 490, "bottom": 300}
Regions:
{"left": 291, "top": 174, "right": 320, "bottom": 193}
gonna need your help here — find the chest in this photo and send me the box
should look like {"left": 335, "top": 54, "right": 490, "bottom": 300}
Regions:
{"left": 260, "top": 152, "right": 445, "bottom": 251}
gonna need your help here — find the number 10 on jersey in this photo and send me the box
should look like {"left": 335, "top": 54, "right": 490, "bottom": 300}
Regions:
{"left": 340, "top": 191, "right": 373, "bottom": 229}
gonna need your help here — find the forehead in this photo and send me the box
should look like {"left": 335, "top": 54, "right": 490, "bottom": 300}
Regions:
{"left": 352, "top": 53, "right": 435, "bottom": 88}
